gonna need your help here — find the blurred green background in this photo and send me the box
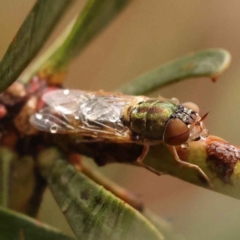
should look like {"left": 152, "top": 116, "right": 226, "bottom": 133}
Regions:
{"left": 1, "top": 1, "right": 240, "bottom": 239}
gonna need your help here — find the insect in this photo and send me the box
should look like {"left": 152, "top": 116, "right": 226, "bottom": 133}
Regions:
{"left": 30, "top": 89, "right": 210, "bottom": 183}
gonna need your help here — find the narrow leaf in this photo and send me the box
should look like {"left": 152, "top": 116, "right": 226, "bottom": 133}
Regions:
{"left": 0, "top": 148, "right": 16, "bottom": 207}
{"left": 0, "top": 0, "right": 73, "bottom": 92}
{"left": 118, "top": 49, "right": 231, "bottom": 95}
{"left": 38, "top": 148, "right": 164, "bottom": 240}
{"left": 142, "top": 135, "right": 240, "bottom": 200}
{"left": 21, "top": 0, "right": 130, "bottom": 84}
{"left": 49, "top": 134, "right": 240, "bottom": 201}
{"left": 0, "top": 207, "right": 74, "bottom": 240}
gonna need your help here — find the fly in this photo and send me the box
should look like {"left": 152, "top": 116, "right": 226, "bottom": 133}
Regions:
{"left": 30, "top": 89, "right": 210, "bottom": 183}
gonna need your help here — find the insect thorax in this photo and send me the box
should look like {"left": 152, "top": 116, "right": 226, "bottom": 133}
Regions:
{"left": 124, "top": 100, "right": 178, "bottom": 139}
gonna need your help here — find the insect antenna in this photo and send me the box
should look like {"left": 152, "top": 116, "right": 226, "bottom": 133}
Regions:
{"left": 196, "top": 112, "right": 209, "bottom": 125}
{"left": 199, "top": 112, "right": 209, "bottom": 122}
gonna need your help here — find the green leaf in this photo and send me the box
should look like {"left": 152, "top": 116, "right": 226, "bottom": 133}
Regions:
{"left": 0, "top": 148, "right": 16, "bottom": 207}
{"left": 38, "top": 148, "right": 164, "bottom": 240}
{"left": 118, "top": 49, "right": 231, "bottom": 95}
{"left": 0, "top": 0, "right": 73, "bottom": 92}
{"left": 0, "top": 207, "right": 74, "bottom": 240}
{"left": 21, "top": 0, "right": 130, "bottom": 84}
{"left": 51, "top": 0, "right": 130, "bottom": 68}
{"left": 141, "top": 136, "right": 240, "bottom": 201}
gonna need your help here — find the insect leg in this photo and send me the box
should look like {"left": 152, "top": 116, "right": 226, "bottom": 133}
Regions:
{"left": 136, "top": 145, "right": 164, "bottom": 175}
{"left": 170, "top": 146, "right": 212, "bottom": 186}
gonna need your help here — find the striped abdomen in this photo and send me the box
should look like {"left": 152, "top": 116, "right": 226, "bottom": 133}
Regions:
{"left": 125, "top": 100, "right": 177, "bottom": 139}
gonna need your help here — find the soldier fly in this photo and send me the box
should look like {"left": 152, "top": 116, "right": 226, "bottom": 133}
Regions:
{"left": 30, "top": 89, "right": 210, "bottom": 183}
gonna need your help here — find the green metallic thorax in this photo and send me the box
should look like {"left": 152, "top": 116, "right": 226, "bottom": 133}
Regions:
{"left": 127, "top": 100, "right": 177, "bottom": 139}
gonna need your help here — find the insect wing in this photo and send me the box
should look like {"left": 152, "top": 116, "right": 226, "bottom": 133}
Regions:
{"left": 42, "top": 89, "right": 84, "bottom": 113}
{"left": 30, "top": 90, "right": 133, "bottom": 139}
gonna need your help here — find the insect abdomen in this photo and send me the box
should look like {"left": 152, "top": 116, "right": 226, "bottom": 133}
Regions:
{"left": 127, "top": 100, "right": 177, "bottom": 139}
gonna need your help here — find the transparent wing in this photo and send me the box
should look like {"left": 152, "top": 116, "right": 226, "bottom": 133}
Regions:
{"left": 30, "top": 89, "right": 135, "bottom": 141}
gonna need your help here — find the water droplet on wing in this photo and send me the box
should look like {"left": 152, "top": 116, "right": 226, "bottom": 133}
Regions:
{"left": 63, "top": 89, "right": 70, "bottom": 95}
{"left": 50, "top": 124, "right": 58, "bottom": 133}
{"left": 181, "top": 143, "right": 188, "bottom": 149}
{"left": 36, "top": 113, "right": 43, "bottom": 120}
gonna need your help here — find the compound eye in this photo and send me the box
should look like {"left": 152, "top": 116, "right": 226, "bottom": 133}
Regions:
{"left": 164, "top": 118, "right": 190, "bottom": 146}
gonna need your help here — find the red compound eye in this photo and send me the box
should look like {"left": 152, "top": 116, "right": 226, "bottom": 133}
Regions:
{"left": 163, "top": 118, "right": 190, "bottom": 146}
